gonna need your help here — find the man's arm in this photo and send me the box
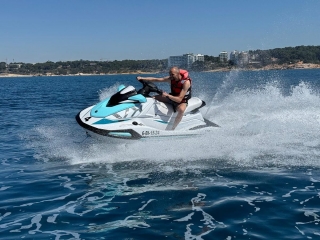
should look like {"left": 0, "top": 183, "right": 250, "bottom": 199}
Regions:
{"left": 162, "top": 80, "right": 191, "bottom": 103}
{"left": 137, "top": 76, "right": 171, "bottom": 83}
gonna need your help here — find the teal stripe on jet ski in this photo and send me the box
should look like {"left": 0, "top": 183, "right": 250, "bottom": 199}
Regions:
{"left": 155, "top": 119, "right": 168, "bottom": 124}
{"left": 117, "top": 84, "right": 126, "bottom": 91}
{"left": 108, "top": 132, "right": 132, "bottom": 137}
{"left": 91, "top": 102, "right": 134, "bottom": 118}
{"left": 93, "top": 119, "right": 129, "bottom": 124}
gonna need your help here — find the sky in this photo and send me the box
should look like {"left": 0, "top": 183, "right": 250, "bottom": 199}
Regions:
{"left": 1, "top": 0, "right": 320, "bottom": 63}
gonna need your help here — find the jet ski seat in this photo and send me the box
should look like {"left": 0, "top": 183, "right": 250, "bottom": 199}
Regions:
{"left": 184, "top": 97, "right": 206, "bottom": 114}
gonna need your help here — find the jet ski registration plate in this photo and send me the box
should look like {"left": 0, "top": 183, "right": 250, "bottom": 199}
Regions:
{"left": 141, "top": 130, "right": 160, "bottom": 136}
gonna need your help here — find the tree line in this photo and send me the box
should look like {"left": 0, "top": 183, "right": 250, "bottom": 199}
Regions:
{"left": 249, "top": 45, "right": 320, "bottom": 66}
{"left": 1, "top": 45, "right": 319, "bottom": 75}
{"left": 0, "top": 59, "right": 168, "bottom": 75}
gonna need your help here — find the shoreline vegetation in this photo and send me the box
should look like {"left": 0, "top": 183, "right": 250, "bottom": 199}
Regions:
{"left": 1, "top": 45, "right": 320, "bottom": 78}
{"left": 1, "top": 62, "right": 320, "bottom": 78}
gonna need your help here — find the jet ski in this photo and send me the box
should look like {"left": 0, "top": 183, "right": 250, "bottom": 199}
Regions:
{"left": 75, "top": 80, "right": 219, "bottom": 139}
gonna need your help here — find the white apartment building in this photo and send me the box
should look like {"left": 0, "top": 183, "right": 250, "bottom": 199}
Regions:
{"left": 194, "top": 54, "right": 205, "bottom": 62}
{"left": 168, "top": 53, "right": 204, "bottom": 68}
{"left": 230, "top": 50, "right": 249, "bottom": 65}
{"left": 219, "top": 51, "right": 228, "bottom": 62}
{"left": 230, "top": 50, "right": 239, "bottom": 63}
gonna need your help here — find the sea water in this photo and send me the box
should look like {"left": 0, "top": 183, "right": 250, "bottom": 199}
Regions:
{"left": 0, "top": 69, "right": 320, "bottom": 239}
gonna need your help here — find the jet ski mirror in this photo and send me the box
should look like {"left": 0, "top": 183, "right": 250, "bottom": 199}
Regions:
{"left": 137, "top": 80, "right": 163, "bottom": 97}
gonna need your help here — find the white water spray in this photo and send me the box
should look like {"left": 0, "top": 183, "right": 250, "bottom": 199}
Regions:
{"left": 30, "top": 74, "right": 320, "bottom": 169}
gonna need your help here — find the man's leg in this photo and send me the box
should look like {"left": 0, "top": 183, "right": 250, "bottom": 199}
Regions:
{"left": 153, "top": 96, "right": 186, "bottom": 130}
{"left": 172, "top": 103, "right": 187, "bottom": 130}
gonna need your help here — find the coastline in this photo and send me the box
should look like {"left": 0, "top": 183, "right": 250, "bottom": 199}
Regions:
{"left": 1, "top": 63, "right": 320, "bottom": 78}
{"left": 205, "top": 62, "right": 320, "bottom": 73}
{"left": 0, "top": 71, "right": 160, "bottom": 78}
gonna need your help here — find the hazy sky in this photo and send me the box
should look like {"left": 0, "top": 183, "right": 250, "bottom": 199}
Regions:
{"left": 1, "top": 0, "right": 319, "bottom": 63}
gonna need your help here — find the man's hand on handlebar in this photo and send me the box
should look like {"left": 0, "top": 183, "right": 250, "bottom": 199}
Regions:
{"left": 162, "top": 91, "right": 169, "bottom": 97}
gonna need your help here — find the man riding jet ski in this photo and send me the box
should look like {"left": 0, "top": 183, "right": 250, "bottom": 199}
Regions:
{"left": 76, "top": 68, "right": 219, "bottom": 139}
{"left": 136, "top": 67, "right": 191, "bottom": 130}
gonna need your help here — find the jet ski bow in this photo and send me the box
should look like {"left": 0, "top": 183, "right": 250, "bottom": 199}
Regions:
{"left": 76, "top": 80, "right": 219, "bottom": 139}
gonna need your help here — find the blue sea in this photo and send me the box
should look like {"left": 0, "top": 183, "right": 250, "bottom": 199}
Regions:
{"left": 1, "top": 69, "right": 320, "bottom": 239}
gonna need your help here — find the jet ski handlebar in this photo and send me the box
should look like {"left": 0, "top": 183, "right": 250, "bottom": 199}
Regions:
{"left": 137, "top": 80, "right": 163, "bottom": 96}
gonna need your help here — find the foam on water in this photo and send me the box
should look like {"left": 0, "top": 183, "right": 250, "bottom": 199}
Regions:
{"left": 8, "top": 72, "right": 320, "bottom": 239}
{"left": 27, "top": 71, "right": 320, "bottom": 170}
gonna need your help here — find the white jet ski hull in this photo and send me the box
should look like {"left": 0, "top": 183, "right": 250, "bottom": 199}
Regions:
{"left": 76, "top": 82, "right": 219, "bottom": 140}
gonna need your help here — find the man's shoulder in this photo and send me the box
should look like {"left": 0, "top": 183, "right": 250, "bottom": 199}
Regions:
{"left": 182, "top": 79, "right": 191, "bottom": 86}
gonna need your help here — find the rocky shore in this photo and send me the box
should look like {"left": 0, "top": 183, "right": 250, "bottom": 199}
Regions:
{"left": 206, "top": 62, "right": 320, "bottom": 73}
{"left": 249, "top": 62, "right": 320, "bottom": 71}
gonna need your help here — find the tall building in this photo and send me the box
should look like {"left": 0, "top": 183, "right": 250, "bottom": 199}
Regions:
{"left": 168, "top": 53, "right": 204, "bottom": 68}
{"left": 230, "top": 50, "right": 239, "bottom": 63}
{"left": 168, "top": 55, "right": 185, "bottom": 68}
{"left": 238, "top": 51, "right": 249, "bottom": 65}
{"left": 194, "top": 54, "right": 205, "bottom": 62}
{"left": 230, "top": 50, "right": 249, "bottom": 66}
{"left": 219, "top": 51, "right": 228, "bottom": 62}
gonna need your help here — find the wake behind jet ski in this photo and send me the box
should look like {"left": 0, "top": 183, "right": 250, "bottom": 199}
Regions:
{"left": 75, "top": 80, "right": 219, "bottom": 140}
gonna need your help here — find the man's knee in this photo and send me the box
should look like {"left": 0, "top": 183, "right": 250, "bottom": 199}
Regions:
{"left": 176, "top": 104, "right": 187, "bottom": 114}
